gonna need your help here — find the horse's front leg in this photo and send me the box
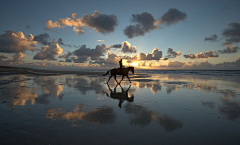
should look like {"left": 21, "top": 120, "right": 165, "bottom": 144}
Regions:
{"left": 114, "top": 75, "right": 118, "bottom": 84}
{"left": 107, "top": 75, "right": 113, "bottom": 84}
{"left": 119, "top": 75, "right": 125, "bottom": 84}
{"left": 126, "top": 75, "right": 131, "bottom": 83}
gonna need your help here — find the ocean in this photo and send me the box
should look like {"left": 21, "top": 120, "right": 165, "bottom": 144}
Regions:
{"left": 63, "top": 69, "right": 240, "bottom": 77}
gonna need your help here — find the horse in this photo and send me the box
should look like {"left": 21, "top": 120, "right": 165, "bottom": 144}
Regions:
{"left": 102, "top": 67, "right": 134, "bottom": 84}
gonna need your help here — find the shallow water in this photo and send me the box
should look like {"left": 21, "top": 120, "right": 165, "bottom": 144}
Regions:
{"left": 0, "top": 74, "right": 240, "bottom": 145}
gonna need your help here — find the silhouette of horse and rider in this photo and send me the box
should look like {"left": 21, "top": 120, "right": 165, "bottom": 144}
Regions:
{"left": 103, "top": 59, "right": 134, "bottom": 84}
{"left": 103, "top": 83, "right": 134, "bottom": 108}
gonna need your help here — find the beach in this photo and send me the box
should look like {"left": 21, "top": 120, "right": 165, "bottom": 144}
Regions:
{"left": 1, "top": 67, "right": 240, "bottom": 145}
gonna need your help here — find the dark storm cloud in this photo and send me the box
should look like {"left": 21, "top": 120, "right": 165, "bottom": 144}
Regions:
{"left": 222, "top": 22, "right": 240, "bottom": 45}
{"left": 139, "top": 48, "right": 162, "bottom": 60}
{"left": 73, "top": 44, "right": 106, "bottom": 61}
{"left": 124, "top": 9, "right": 187, "bottom": 38}
{"left": 165, "top": 48, "right": 181, "bottom": 58}
{"left": 124, "top": 12, "right": 159, "bottom": 38}
{"left": 0, "top": 30, "right": 37, "bottom": 53}
{"left": 33, "top": 33, "right": 50, "bottom": 45}
{"left": 204, "top": 34, "right": 218, "bottom": 42}
{"left": 160, "top": 8, "right": 187, "bottom": 26}
{"left": 184, "top": 51, "right": 218, "bottom": 59}
{"left": 218, "top": 46, "right": 240, "bottom": 54}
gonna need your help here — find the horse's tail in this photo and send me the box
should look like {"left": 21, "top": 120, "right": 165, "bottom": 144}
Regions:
{"left": 103, "top": 70, "right": 110, "bottom": 76}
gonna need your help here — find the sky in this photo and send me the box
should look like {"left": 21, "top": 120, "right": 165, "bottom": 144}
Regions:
{"left": 0, "top": 0, "right": 240, "bottom": 70}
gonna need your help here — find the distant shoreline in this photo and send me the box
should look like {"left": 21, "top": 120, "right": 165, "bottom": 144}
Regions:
{"left": 0, "top": 66, "right": 105, "bottom": 76}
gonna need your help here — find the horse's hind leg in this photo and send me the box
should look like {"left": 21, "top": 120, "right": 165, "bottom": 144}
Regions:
{"left": 106, "top": 75, "right": 113, "bottom": 84}
{"left": 119, "top": 75, "right": 125, "bottom": 84}
{"left": 114, "top": 75, "right": 118, "bottom": 84}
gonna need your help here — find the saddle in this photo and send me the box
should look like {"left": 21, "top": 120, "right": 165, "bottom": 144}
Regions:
{"left": 117, "top": 68, "right": 121, "bottom": 73}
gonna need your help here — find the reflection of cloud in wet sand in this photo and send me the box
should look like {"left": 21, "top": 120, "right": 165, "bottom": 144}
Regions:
{"left": 130, "top": 80, "right": 161, "bottom": 95}
{"left": 219, "top": 101, "right": 240, "bottom": 120}
{"left": 36, "top": 77, "right": 63, "bottom": 98}
{"left": 46, "top": 104, "right": 116, "bottom": 128}
{"left": 202, "top": 101, "right": 215, "bottom": 109}
{"left": 0, "top": 75, "right": 38, "bottom": 106}
{"left": 73, "top": 76, "right": 106, "bottom": 95}
{"left": 124, "top": 103, "right": 183, "bottom": 131}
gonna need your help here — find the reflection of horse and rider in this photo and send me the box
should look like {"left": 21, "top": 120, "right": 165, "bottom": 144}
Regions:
{"left": 103, "top": 59, "right": 134, "bottom": 84}
{"left": 103, "top": 83, "right": 134, "bottom": 108}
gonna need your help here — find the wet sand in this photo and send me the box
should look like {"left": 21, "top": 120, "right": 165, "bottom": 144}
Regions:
{"left": 0, "top": 67, "right": 240, "bottom": 145}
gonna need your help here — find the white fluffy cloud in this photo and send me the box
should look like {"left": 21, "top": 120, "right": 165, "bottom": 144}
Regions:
{"left": 13, "top": 52, "right": 25, "bottom": 62}
{"left": 121, "top": 41, "right": 137, "bottom": 53}
{"left": 33, "top": 41, "right": 63, "bottom": 61}
{"left": 46, "top": 11, "right": 118, "bottom": 35}
{"left": 184, "top": 51, "right": 218, "bottom": 59}
{"left": 139, "top": 48, "right": 162, "bottom": 60}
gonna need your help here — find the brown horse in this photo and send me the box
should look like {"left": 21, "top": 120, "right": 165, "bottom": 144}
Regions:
{"left": 103, "top": 67, "right": 134, "bottom": 84}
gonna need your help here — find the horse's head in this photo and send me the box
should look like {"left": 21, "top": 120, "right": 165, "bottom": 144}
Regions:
{"left": 128, "top": 67, "right": 134, "bottom": 74}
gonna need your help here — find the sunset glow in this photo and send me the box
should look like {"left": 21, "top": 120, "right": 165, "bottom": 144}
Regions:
{"left": 0, "top": 0, "right": 239, "bottom": 70}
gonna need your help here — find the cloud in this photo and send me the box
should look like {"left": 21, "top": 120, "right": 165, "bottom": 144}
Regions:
{"left": 222, "top": 22, "right": 240, "bottom": 45}
{"left": 124, "top": 12, "right": 159, "bottom": 38}
{"left": 91, "top": 52, "right": 120, "bottom": 67}
{"left": 124, "top": 103, "right": 183, "bottom": 131}
{"left": 167, "top": 61, "right": 185, "bottom": 67}
{"left": 139, "top": 48, "right": 162, "bottom": 60}
{"left": 0, "top": 55, "right": 8, "bottom": 60}
{"left": 121, "top": 41, "right": 137, "bottom": 53}
{"left": 33, "top": 33, "right": 50, "bottom": 45}
{"left": 57, "top": 38, "right": 73, "bottom": 47}
{"left": 204, "top": 34, "right": 218, "bottom": 42}
{"left": 73, "top": 44, "right": 106, "bottom": 60}
{"left": 0, "top": 30, "right": 37, "bottom": 53}
{"left": 159, "top": 8, "right": 187, "bottom": 26}
{"left": 46, "top": 10, "right": 118, "bottom": 35}
{"left": 218, "top": 46, "right": 240, "bottom": 54}
{"left": 59, "top": 52, "right": 72, "bottom": 58}
{"left": 110, "top": 44, "right": 122, "bottom": 48}
{"left": 97, "top": 40, "right": 104, "bottom": 42}
{"left": 46, "top": 105, "right": 116, "bottom": 127}
{"left": 73, "top": 56, "right": 89, "bottom": 63}
{"left": 33, "top": 41, "right": 63, "bottom": 61}
{"left": 215, "top": 58, "right": 240, "bottom": 68}
{"left": 124, "top": 8, "right": 186, "bottom": 38}
{"left": 165, "top": 48, "right": 181, "bottom": 58}
{"left": 59, "top": 52, "right": 72, "bottom": 62}
{"left": 13, "top": 52, "right": 25, "bottom": 62}
{"left": 184, "top": 51, "right": 218, "bottom": 59}
{"left": 26, "top": 24, "right": 31, "bottom": 29}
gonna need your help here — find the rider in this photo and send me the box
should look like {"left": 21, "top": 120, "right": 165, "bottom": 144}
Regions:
{"left": 119, "top": 59, "right": 124, "bottom": 74}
